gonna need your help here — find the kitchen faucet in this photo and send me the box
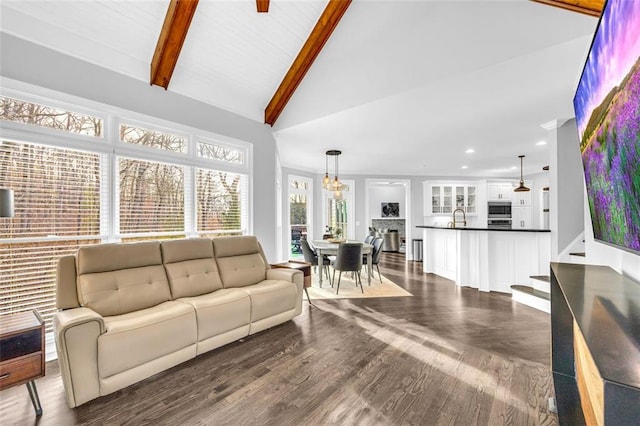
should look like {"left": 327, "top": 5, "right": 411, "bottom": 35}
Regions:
{"left": 452, "top": 208, "right": 467, "bottom": 228}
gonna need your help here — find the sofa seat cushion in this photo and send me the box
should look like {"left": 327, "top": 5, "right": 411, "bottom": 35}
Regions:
{"left": 98, "top": 301, "right": 196, "bottom": 379}
{"left": 242, "top": 280, "right": 297, "bottom": 322}
{"left": 178, "top": 289, "right": 250, "bottom": 342}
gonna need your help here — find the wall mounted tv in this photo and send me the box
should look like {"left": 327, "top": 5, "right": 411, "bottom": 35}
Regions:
{"left": 573, "top": 0, "right": 640, "bottom": 254}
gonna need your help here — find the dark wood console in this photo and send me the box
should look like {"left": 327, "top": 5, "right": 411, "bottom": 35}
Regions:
{"left": 0, "top": 310, "right": 45, "bottom": 416}
{"left": 551, "top": 262, "right": 640, "bottom": 425}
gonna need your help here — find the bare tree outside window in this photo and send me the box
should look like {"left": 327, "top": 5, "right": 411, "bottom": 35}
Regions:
{"left": 198, "top": 141, "right": 244, "bottom": 164}
{"left": 120, "top": 124, "right": 186, "bottom": 153}
{"left": 0, "top": 96, "right": 102, "bottom": 137}
{"left": 119, "top": 158, "right": 184, "bottom": 234}
{"left": 197, "top": 169, "right": 246, "bottom": 235}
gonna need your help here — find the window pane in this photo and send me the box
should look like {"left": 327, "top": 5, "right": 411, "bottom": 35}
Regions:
{"left": 290, "top": 179, "right": 309, "bottom": 190}
{"left": 198, "top": 141, "right": 244, "bottom": 164}
{"left": 0, "top": 96, "right": 103, "bottom": 137}
{"left": 196, "top": 169, "right": 247, "bottom": 234}
{"left": 0, "top": 240, "right": 100, "bottom": 333}
{"left": 119, "top": 158, "right": 184, "bottom": 234}
{"left": 120, "top": 124, "right": 187, "bottom": 153}
{"left": 0, "top": 141, "right": 102, "bottom": 332}
{"left": 290, "top": 193, "right": 307, "bottom": 225}
{"left": 0, "top": 141, "right": 101, "bottom": 238}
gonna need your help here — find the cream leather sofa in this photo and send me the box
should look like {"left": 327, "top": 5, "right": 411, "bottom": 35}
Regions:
{"left": 54, "top": 236, "right": 303, "bottom": 408}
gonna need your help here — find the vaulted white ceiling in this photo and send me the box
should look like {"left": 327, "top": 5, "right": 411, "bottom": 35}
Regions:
{"left": 0, "top": 0, "right": 598, "bottom": 178}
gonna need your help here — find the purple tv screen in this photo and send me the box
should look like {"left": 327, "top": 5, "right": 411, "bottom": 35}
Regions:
{"left": 573, "top": 0, "right": 640, "bottom": 253}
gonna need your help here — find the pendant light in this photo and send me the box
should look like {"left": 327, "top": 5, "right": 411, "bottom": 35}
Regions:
{"left": 514, "top": 155, "right": 530, "bottom": 192}
{"left": 322, "top": 152, "right": 331, "bottom": 189}
{"left": 323, "top": 150, "right": 349, "bottom": 198}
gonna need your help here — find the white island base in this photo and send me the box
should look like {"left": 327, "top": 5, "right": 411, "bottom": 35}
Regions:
{"left": 420, "top": 227, "right": 551, "bottom": 293}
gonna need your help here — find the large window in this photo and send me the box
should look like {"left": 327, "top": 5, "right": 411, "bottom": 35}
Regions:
{"left": 0, "top": 90, "right": 251, "bottom": 333}
{"left": 288, "top": 176, "right": 312, "bottom": 258}
{"left": 0, "top": 141, "right": 102, "bottom": 331}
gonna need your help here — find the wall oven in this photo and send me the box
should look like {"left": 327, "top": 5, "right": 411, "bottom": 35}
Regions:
{"left": 487, "top": 219, "right": 512, "bottom": 229}
{"left": 488, "top": 201, "right": 512, "bottom": 218}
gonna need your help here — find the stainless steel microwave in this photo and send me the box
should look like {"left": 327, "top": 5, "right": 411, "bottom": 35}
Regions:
{"left": 488, "top": 201, "right": 512, "bottom": 218}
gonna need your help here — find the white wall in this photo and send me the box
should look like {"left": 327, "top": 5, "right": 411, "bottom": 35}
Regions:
{"left": 1, "top": 33, "right": 279, "bottom": 260}
{"left": 529, "top": 172, "right": 550, "bottom": 229}
{"left": 368, "top": 185, "right": 405, "bottom": 219}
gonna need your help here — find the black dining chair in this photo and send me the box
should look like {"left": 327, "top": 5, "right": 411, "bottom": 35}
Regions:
{"left": 365, "top": 237, "right": 384, "bottom": 282}
{"left": 332, "top": 242, "right": 363, "bottom": 294}
{"left": 301, "top": 239, "right": 332, "bottom": 287}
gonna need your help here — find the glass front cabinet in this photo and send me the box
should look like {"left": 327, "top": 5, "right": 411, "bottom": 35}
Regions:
{"left": 426, "top": 183, "right": 477, "bottom": 215}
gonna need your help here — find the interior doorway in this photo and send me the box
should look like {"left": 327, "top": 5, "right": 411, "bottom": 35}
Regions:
{"left": 365, "top": 179, "right": 412, "bottom": 260}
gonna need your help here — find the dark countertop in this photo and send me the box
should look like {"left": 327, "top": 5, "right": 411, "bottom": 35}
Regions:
{"left": 551, "top": 262, "right": 640, "bottom": 389}
{"left": 416, "top": 225, "right": 550, "bottom": 233}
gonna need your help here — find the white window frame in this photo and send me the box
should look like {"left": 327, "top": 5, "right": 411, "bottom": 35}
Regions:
{"left": 0, "top": 78, "right": 254, "bottom": 242}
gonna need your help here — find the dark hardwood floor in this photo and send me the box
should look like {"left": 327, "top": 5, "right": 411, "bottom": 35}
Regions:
{"left": 0, "top": 252, "right": 556, "bottom": 425}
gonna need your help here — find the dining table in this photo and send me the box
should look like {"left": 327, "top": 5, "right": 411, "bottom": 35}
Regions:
{"left": 310, "top": 240, "right": 374, "bottom": 287}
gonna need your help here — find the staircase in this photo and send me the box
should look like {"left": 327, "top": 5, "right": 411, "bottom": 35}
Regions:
{"left": 511, "top": 275, "right": 550, "bottom": 313}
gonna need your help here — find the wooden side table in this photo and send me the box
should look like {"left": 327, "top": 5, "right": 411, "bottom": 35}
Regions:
{"left": 0, "top": 310, "right": 45, "bottom": 416}
{"left": 271, "top": 260, "right": 313, "bottom": 306}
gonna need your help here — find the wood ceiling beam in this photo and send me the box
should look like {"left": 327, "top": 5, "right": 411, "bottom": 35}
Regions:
{"left": 264, "top": 0, "right": 352, "bottom": 126}
{"left": 257, "top": 0, "right": 270, "bottom": 13}
{"left": 530, "top": 0, "right": 603, "bottom": 17}
{"left": 151, "top": 0, "right": 200, "bottom": 89}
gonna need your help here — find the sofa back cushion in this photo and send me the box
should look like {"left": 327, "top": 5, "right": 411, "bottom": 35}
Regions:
{"left": 161, "top": 238, "right": 223, "bottom": 298}
{"left": 212, "top": 236, "right": 268, "bottom": 288}
{"left": 76, "top": 241, "right": 171, "bottom": 316}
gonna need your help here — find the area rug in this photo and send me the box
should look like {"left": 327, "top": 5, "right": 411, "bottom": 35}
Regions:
{"left": 305, "top": 270, "right": 412, "bottom": 299}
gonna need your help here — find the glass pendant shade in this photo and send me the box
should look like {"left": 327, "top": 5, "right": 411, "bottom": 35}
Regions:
{"left": 322, "top": 153, "right": 331, "bottom": 189}
{"left": 323, "top": 150, "right": 349, "bottom": 195}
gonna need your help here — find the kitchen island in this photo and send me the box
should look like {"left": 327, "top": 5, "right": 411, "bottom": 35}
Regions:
{"left": 417, "top": 225, "right": 550, "bottom": 293}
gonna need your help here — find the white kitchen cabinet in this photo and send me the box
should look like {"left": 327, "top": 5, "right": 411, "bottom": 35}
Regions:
{"left": 487, "top": 182, "right": 513, "bottom": 201}
{"left": 513, "top": 191, "right": 531, "bottom": 206}
{"left": 512, "top": 206, "right": 532, "bottom": 229}
{"left": 425, "top": 183, "right": 477, "bottom": 215}
{"left": 421, "top": 227, "right": 550, "bottom": 293}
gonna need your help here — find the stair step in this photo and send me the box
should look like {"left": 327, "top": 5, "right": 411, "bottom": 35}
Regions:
{"left": 511, "top": 285, "right": 550, "bottom": 300}
{"left": 511, "top": 285, "right": 551, "bottom": 313}
{"left": 529, "top": 275, "right": 550, "bottom": 283}
{"left": 570, "top": 252, "right": 586, "bottom": 257}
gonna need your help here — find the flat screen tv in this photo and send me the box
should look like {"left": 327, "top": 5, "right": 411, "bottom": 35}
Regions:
{"left": 573, "top": 0, "right": 640, "bottom": 254}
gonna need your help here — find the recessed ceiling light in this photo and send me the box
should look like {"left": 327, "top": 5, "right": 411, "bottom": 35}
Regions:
{"left": 461, "top": 165, "right": 468, "bottom": 169}
{"left": 536, "top": 141, "right": 547, "bottom": 146}
{"left": 465, "top": 148, "right": 475, "bottom": 154}
{"left": 511, "top": 166, "right": 518, "bottom": 170}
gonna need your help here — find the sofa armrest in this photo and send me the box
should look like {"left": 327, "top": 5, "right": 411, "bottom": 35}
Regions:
{"left": 267, "top": 268, "right": 303, "bottom": 286}
{"left": 266, "top": 268, "right": 304, "bottom": 315}
{"left": 54, "top": 308, "right": 105, "bottom": 408}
